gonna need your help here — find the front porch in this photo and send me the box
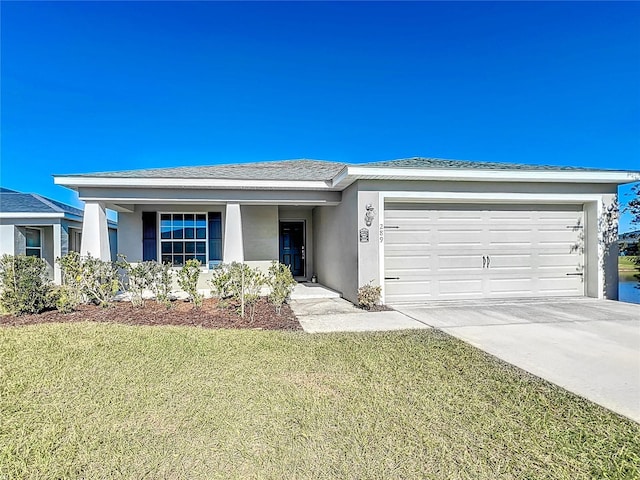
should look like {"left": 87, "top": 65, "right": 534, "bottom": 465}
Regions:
{"left": 80, "top": 200, "right": 333, "bottom": 285}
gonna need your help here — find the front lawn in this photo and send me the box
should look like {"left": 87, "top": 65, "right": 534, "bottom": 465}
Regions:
{"left": 1, "top": 324, "right": 638, "bottom": 479}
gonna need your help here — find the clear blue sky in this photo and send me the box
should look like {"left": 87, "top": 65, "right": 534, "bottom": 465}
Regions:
{"left": 1, "top": 1, "right": 639, "bottom": 230}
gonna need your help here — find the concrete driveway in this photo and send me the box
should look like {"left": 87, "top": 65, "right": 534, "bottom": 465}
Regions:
{"left": 393, "top": 298, "right": 640, "bottom": 423}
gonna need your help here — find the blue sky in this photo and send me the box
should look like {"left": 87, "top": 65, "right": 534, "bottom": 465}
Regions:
{"left": 1, "top": 1, "right": 639, "bottom": 231}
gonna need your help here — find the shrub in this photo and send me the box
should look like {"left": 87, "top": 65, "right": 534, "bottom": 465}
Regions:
{"left": 0, "top": 254, "right": 53, "bottom": 315}
{"left": 234, "top": 264, "right": 265, "bottom": 321}
{"left": 209, "top": 262, "right": 266, "bottom": 320}
{"left": 150, "top": 261, "right": 173, "bottom": 308}
{"left": 177, "top": 259, "right": 203, "bottom": 308}
{"left": 52, "top": 285, "right": 80, "bottom": 313}
{"left": 209, "top": 264, "right": 233, "bottom": 302}
{"left": 267, "top": 261, "right": 296, "bottom": 314}
{"left": 117, "top": 255, "right": 156, "bottom": 308}
{"left": 56, "top": 252, "right": 84, "bottom": 311}
{"left": 358, "top": 282, "right": 382, "bottom": 310}
{"left": 57, "top": 252, "right": 120, "bottom": 308}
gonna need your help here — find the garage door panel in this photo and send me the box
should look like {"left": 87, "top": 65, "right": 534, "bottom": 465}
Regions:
{"left": 437, "top": 279, "right": 483, "bottom": 298}
{"left": 437, "top": 230, "right": 484, "bottom": 248}
{"left": 538, "top": 276, "right": 583, "bottom": 295}
{"left": 384, "top": 203, "right": 584, "bottom": 303}
{"left": 487, "top": 277, "right": 535, "bottom": 295}
{"left": 385, "top": 280, "right": 432, "bottom": 303}
{"left": 385, "top": 230, "right": 433, "bottom": 245}
{"left": 386, "top": 255, "right": 432, "bottom": 271}
{"left": 538, "top": 253, "right": 582, "bottom": 267}
{"left": 438, "top": 254, "right": 483, "bottom": 271}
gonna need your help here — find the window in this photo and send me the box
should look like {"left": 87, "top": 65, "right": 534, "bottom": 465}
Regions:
{"left": 69, "top": 228, "right": 82, "bottom": 253}
{"left": 160, "top": 213, "right": 207, "bottom": 266}
{"left": 25, "top": 228, "right": 42, "bottom": 258}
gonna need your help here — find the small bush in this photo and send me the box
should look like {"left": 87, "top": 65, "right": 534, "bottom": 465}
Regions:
{"left": 57, "top": 252, "right": 120, "bottom": 308}
{"left": 117, "top": 256, "right": 156, "bottom": 308}
{"left": 57, "top": 252, "right": 84, "bottom": 311}
{"left": 0, "top": 254, "right": 52, "bottom": 315}
{"left": 209, "top": 264, "right": 233, "bottom": 302}
{"left": 209, "top": 262, "right": 266, "bottom": 320}
{"left": 267, "top": 261, "right": 297, "bottom": 314}
{"left": 151, "top": 261, "right": 173, "bottom": 308}
{"left": 177, "top": 259, "right": 203, "bottom": 308}
{"left": 358, "top": 282, "right": 382, "bottom": 310}
{"left": 51, "top": 285, "right": 80, "bottom": 313}
{"left": 235, "top": 264, "right": 266, "bottom": 321}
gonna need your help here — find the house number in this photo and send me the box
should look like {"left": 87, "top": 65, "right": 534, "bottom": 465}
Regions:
{"left": 359, "top": 228, "right": 369, "bottom": 243}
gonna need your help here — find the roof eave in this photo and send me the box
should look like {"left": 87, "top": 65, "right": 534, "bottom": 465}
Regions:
{"left": 331, "top": 166, "right": 640, "bottom": 188}
{"left": 0, "top": 212, "right": 65, "bottom": 219}
{"left": 54, "top": 176, "right": 336, "bottom": 191}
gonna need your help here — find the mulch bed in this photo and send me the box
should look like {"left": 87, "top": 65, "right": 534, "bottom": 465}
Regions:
{"left": 0, "top": 297, "right": 301, "bottom": 330}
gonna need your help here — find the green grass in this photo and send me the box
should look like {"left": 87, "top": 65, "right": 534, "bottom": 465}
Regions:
{"left": 1, "top": 324, "right": 638, "bottom": 479}
{"left": 619, "top": 256, "right": 639, "bottom": 272}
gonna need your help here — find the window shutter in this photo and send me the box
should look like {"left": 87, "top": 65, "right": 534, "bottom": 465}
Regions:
{"left": 208, "top": 212, "right": 222, "bottom": 263}
{"left": 142, "top": 212, "right": 157, "bottom": 261}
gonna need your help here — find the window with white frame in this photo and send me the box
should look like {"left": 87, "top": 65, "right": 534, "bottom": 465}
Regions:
{"left": 25, "top": 228, "right": 42, "bottom": 258}
{"left": 69, "top": 228, "right": 82, "bottom": 253}
{"left": 160, "top": 213, "right": 207, "bottom": 266}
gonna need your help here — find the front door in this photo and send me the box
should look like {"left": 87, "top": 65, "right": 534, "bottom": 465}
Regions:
{"left": 279, "top": 221, "right": 305, "bottom": 277}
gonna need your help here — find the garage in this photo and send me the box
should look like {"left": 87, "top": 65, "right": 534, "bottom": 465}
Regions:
{"left": 383, "top": 203, "right": 585, "bottom": 303}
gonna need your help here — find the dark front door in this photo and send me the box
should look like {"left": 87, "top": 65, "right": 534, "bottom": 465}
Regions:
{"left": 279, "top": 221, "right": 305, "bottom": 277}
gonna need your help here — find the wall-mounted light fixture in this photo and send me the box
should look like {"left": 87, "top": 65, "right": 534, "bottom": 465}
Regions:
{"left": 364, "top": 203, "right": 376, "bottom": 227}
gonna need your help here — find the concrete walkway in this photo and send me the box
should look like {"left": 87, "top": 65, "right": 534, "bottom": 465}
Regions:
{"left": 291, "top": 298, "right": 430, "bottom": 333}
{"left": 393, "top": 298, "right": 640, "bottom": 423}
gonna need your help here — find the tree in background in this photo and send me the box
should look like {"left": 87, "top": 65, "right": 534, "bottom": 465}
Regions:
{"left": 625, "top": 183, "right": 640, "bottom": 284}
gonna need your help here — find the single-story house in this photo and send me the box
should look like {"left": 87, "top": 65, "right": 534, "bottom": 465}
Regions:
{"left": 0, "top": 187, "right": 117, "bottom": 283}
{"left": 54, "top": 158, "right": 639, "bottom": 304}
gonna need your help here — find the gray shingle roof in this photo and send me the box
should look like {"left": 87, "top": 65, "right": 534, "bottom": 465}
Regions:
{"left": 364, "top": 157, "right": 602, "bottom": 171}
{"left": 0, "top": 191, "right": 84, "bottom": 216}
{"left": 57, "top": 156, "right": 628, "bottom": 182}
{"left": 66, "top": 159, "right": 348, "bottom": 181}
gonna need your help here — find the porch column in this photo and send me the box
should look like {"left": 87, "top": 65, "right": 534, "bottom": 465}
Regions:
{"left": 80, "top": 201, "right": 111, "bottom": 261}
{"left": 52, "top": 223, "right": 69, "bottom": 284}
{"left": 223, "top": 203, "right": 244, "bottom": 263}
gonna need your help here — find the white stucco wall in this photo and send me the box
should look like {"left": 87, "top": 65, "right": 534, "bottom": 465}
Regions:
{"left": 0, "top": 225, "right": 15, "bottom": 256}
{"left": 312, "top": 184, "right": 358, "bottom": 303}
{"left": 241, "top": 205, "right": 278, "bottom": 262}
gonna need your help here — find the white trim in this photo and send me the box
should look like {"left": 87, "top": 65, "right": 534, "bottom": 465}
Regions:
{"left": 24, "top": 227, "right": 43, "bottom": 259}
{"left": 338, "top": 166, "right": 639, "bottom": 187}
{"left": 55, "top": 176, "right": 333, "bottom": 190}
{"left": 330, "top": 166, "right": 350, "bottom": 188}
{"left": 596, "top": 201, "right": 605, "bottom": 299}
{"left": 0, "top": 212, "right": 63, "bottom": 219}
{"left": 55, "top": 168, "right": 639, "bottom": 192}
{"left": 377, "top": 193, "right": 386, "bottom": 304}
{"left": 85, "top": 197, "right": 340, "bottom": 206}
{"left": 380, "top": 191, "right": 605, "bottom": 203}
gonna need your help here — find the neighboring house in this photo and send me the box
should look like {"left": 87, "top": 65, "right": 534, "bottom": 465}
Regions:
{"left": 0, "top": 187, "right": 117, "bottom": 283}
{"left": 619, "top": 230, "right": 640, "bottom": 256}
{"left": 54, "top": 158, "right": 638, "bottom": 304}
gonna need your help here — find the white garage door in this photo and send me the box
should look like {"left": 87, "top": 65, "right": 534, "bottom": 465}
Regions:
{"left": 384, "top": 203, "right": 585, "bottom": 303}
